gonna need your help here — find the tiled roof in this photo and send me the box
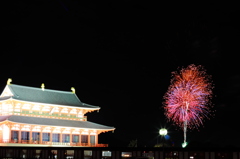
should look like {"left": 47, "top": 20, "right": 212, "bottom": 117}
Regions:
{"left": 8, "top": 84, "right": 99, "bottom": 109}
{"left": 2, "top": 115, "right": 114, "bottom": 130}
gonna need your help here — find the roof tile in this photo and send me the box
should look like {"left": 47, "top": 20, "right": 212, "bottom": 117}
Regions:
{"left": 8, "top": 84, "right": 99, "bottom": 109}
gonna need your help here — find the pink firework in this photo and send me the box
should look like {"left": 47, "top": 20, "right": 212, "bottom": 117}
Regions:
{"left": 163, "top": 64, "right": 213, "bottom": 144}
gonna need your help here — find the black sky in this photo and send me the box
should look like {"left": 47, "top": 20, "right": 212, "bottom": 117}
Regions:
{"left": 1, "top": 1, "right": 240, "bottom": 147}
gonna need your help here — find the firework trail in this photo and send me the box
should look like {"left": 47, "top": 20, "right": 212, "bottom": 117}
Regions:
{"left": 163, "top": 64, "right": 213, "bottom": 145}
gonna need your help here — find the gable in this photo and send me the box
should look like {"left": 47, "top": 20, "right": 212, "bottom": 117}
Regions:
{"left": 0, "top": 85, "right": 13, "bottom": 97}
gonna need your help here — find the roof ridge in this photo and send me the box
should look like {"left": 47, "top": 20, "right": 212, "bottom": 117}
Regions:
{"left": 9, "top": 84, "right": 73, "bottom": 94}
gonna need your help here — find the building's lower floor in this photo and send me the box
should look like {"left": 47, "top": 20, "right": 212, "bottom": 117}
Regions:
{"left": 0, "top": 115, "right": 114, "bottom": 147}
{"left": 0, "top": 130, "right": 107, "bottom": 147}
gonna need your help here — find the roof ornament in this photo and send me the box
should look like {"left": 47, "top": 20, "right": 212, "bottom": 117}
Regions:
{"left": 71, "top": 87, "right": 75, "bottom": 93}
{"left": 41, "top": 83, "right": 45, "bottom": 91}
{"left": 7, "top": 78, "right": 12, "bottom": 85}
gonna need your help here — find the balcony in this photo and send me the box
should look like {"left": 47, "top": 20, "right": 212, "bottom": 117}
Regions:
{"left": 0, "top": 139, "right": 108, "bottom": 147}
{"left": 12, "top": 111, "right": 87, "bottom": 121}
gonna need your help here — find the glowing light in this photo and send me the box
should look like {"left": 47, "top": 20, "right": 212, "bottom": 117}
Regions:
{"left": 182, "top": 142, "right": 188, "bottom": 148}
{"left": 159, "top": 128, "right": 168, "bottom": 136}
{"left": 41, "top": 83, "right": 45, "bottom": 91}
{"left": 164, "top": 64, "right": 213, "bottom": 144}
{"left": 7, "top": 78, "right": 12, "bottom": 85}
{"left": 71, "top": 87, "right": 75, "bottom": 93}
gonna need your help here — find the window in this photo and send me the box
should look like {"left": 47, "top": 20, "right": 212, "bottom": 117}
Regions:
{"left": 42, "top": 133, "right": 50, "bottom": 141}
{"left": 81, "top": 135, "right": 88, "bottom": 143}
{"left": 90, "top": 135, "right": 95, "bottom": 144}
{"left": 32, "top": 132, "right": 39, "bottom": 141}
{"left": 62, "top": 134, "right": 70, "bottom": 143}
{"left": 21, "top": 131, "right": 29, "bottom": 140}
{"left": 11, "top": 131, "right": 18, "bottom": 140}
{"left": 72, "top": 135, "right": 79, "bottom": 143}
{"left": 52, "top": 133, "right": 60, "bottom": 142}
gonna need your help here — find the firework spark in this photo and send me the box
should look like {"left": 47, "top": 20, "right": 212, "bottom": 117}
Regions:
{"left": 163, "top": 64, "right": 213, "bottom": 145}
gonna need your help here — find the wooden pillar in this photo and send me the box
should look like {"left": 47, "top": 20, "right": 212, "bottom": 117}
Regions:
{"left": 39, "top": 127, "right": 43, "bottom": 144}
{"left": 29, "top": 126, "right": 33, "bottom": 144}
{"left": 88, "top": 131, "right": 90, "bottom": 146}
{"left": 79, "top": 130, "right": 82, "bottom": 146}
{"left": 70, "top": 129, "right": 72, "bottom": 145}
{"left": 60, "top": 133, "right": 62, "bottom": 143}
{"left": 60, "top": 128, "right": 64, "bottom": 143}
{"left": 50, "top": 129, "right": 53, "bottom": 144}
{"left": 39, "top": 132, "right": 42, "bottom": 144}
{"left": 29, "top": 131, "right": 32, "bottom": 144}
{"left": 95, "top": 132, "right": 98, "bottom": 146}
{"left": 18, "top": 125, "right": 22, "bottom": 143}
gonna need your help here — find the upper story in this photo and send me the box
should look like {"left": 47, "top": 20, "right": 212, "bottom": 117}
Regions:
{"left": 0, "top": 79, "right": 100, "bottom": 121}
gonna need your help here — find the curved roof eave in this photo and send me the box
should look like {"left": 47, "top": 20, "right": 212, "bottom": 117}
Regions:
{"left": 0, "top": 96, "right": 12, "bottom": 101}
{"left": 9, "top": 120, "right": 115, "bottom": 131}
{"left": 4, "top": 115, "right": 115, "bottom": 130}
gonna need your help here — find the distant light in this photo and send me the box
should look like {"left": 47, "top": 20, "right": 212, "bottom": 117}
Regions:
{"left": 159, "top": 128, "right": 168, "bottom": 136}
{"left": 182, "top": 142, "right": 188, "bottom": 148}
{"left": 164, "top": 134, "right": 170, "bottom": 140}
{"left": 7, "top": 78, "right": 12, "bottom": 85}
{"left": 41, "top": 83, "right": 45, "bottom": 91}
{"left": 71, "top": 87, "right": 75, "bottom": 93}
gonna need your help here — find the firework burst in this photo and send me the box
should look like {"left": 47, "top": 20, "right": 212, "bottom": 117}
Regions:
{"left": 163, "top": 64, "right": 213, "bottom": 145}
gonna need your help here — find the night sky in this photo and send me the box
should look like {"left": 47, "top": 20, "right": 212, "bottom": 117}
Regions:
{"left": 1, "top": 1, "right": 240, "bottom": 148}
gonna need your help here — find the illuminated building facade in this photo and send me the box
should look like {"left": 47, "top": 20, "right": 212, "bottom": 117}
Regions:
{"left": 0, "top": 79, "right": 115, "bottom": 147}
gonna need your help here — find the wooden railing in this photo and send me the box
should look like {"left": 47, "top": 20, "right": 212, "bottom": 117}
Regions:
{"left": 12, "top": 111, "right": 87, "bottom": 121}
{"left": 1, "top": 139, "right": 108, "bottom": 147}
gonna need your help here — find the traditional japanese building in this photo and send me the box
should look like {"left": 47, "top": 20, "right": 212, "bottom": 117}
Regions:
{"left": 0, "top": 79, "right": 115, "bottom": 147}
